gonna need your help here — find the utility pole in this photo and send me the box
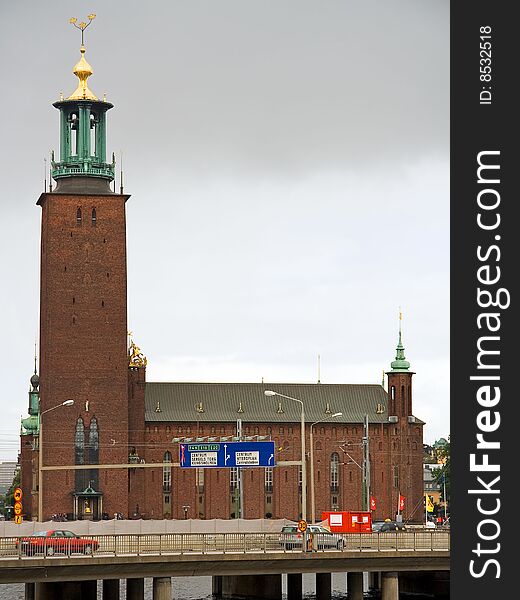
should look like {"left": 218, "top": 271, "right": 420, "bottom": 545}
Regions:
{"left": 237, "top": 419, "right": 243, "bottom": 518}
{"left": 362, "top": 414, "right": 370, "bottom": 512}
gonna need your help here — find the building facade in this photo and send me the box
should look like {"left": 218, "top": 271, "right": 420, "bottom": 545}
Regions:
{"left": 20, "top": 38, "right": 425, "bottom": 524}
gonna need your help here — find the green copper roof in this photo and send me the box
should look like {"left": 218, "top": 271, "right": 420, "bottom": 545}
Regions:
{"left": 389, "top": 322, "right": 411, "bottom": 372}
{"left": 21, "top": 414, "right": 39, "bottom": 436}
{"left": 144, "top": 382, "right": 392, "bottom": 423}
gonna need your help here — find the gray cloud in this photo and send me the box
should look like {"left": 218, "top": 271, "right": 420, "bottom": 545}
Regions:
{"left": 0, "top": 0, "right": 449, "bottom": 459}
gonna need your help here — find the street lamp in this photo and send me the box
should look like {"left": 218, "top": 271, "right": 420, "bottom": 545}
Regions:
{"left": 310, "top": 412, "right": 342, "bottom": 524}
{"left": 38, "top": 399, "right": 74, "bottom": 522}
{"left": 264, "top": 390, "right": 307, "bottom": 521}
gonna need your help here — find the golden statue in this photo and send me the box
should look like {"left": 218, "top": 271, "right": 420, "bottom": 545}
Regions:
{"left": 128, "top": 339, "right": 147, "bottom": 368}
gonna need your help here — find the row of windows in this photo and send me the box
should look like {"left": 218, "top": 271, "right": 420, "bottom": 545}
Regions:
{"left": 76, "top": 208, "right": 97, "bottom": 225}
{"left": 159, "top": 452, "right": 400, "bottom": 493}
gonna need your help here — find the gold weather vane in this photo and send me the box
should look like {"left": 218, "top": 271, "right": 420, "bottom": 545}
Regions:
{"left": 69, "top": 14, "right": 96, "bottom": 46}
{"left": 68, "top": 14, "right": 98, "bottom": 101}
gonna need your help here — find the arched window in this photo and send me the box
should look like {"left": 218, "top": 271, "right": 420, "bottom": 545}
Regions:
{"left": 88, "top": 417, "right": 99, "bottom": 490}
{"left": 163, "top": 451, "right": 172, "bottom": 493}
{"left": 91, "top": 208, "right": 97, "bottom": 226}
{"left": 74, "top": 417, "right": 85, "bottom": 491}
{"left": 90, "top": 113, "right": 97, "bottom": 156}
{"left": 197, "top": 468, "right": 204, "bottom": 493}
{"left": 393, "top": 465, "right": 399, "bottom": 488}
{"left": 69, "top": 112, "right": 78, "bottom": 155}
{"left": 76, "top": 207, "right": 82, "bottom": 225}
{"left": 230, "top": 467, "right": 238, "bottom": 492}
{"left": 265, "top": 467, "right": 273, "bottom": 492}
{"left": 330, "top": 452, "right": 340, "bottom": 492}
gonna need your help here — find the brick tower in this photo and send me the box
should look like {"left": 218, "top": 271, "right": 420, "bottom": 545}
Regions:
{"left": 385, "top": 312, "right": 423, "bottom": 520}
{"left": 36, "top": 27, "right": 130, "bottom": 520}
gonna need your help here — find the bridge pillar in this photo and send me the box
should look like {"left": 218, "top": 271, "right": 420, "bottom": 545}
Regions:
{"left": 347, "top": 572, "right": 363, "bottom": 600}
{"left": 25, "top": 583, "right": 35, "bottom": 600}
{"left": 316, "top": 573, "right": 331, "bottom": 600}
{"left": 103, "top": 579, "right": 120, "bottom": 600}
{"left": 35, "top": 581, "right": 96, "bottom": 600}
{"left": 287, "top": 573, "right": 303, "bottom": 600}
{"left": 153, "top": 577, "right": 171, "bottom": 600}
{"left": 213, "top": 575, "right": 223, "bottom": 598}
{"left": 222, "top": 574, "right": 282, "bottom": 599}
{"left": 381, "top": 572, "right": 399, "bottom": 600}
{"left": 127, "top": 578, "right": 145, "bottom": 600}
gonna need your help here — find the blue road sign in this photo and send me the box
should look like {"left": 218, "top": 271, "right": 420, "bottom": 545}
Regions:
{"left": 179, "top": 441, "right": 276, "bottom": 468}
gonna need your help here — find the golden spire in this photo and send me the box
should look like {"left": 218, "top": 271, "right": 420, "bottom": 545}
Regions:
{"left": 67, "top": 14, "right": 98, "bottom": 101}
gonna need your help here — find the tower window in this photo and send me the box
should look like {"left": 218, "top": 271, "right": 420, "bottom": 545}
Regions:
{"left": 393, "top": 465, "right": 399, "bottom": 488}
{"left": 330, "top": 452, "right": 340, "bottom": 492}
{"left": 76, "top": 208, "right": 82, "bottom": 225}
{"left": 265, "top": 467, "right": 273, "bottom": 493}
{"left": 163, "top": 451, "right": 172, "bottom": 493}
{"left": 92, "top": 208, "right": 97, "bottom": 225}
{"left": 230, "top": 467, "right": 238, "bottom": 491}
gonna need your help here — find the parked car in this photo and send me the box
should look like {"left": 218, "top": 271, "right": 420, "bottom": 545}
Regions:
{"left": 279, "top": 524, "right": 346, "bottom": 550}
{"left": 16, "top": 530, "right": 99, "bottom": 556}
{"left": 377, "top": 521, "right": 406, "bottom": 532}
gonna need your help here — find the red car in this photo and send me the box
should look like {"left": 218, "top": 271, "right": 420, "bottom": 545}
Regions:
{"left": 17, "top": 530, "right": 98, "bottom": 556}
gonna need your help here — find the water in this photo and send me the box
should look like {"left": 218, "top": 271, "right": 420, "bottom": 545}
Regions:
{"left": 0, "top": 574, "right": 432, "bottom": 599}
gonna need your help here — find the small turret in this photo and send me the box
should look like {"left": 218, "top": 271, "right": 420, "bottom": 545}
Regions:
{"left": 21, "top": 358, "right": 40, "bottom": 435}
{"left": 386, "top": 310, "right": 415, "bottom": 417}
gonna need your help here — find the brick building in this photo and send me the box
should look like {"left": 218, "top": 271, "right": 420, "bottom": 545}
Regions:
{"left": 20, "top": 38, "right": 425, "bottom": 524}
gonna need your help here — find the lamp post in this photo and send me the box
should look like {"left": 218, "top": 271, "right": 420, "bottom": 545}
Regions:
{"left": 310, "top": 412, "right": 342, "bottom": 524}
{"left": 38, "top": 399, "right": 74, "bottom": 522}
{"left": 264, "top": 390, "right": 307, "bottom": 521}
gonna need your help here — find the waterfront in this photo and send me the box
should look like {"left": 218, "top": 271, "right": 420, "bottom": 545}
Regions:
{"left": 0, "top": 572, "right": 441, "bottom": 598}
{"left": 0, "top": 574, "right": 357, "bottom": 599}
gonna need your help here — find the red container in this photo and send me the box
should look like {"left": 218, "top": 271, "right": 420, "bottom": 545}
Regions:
{"left": 321, "top": 510, "right": 372, "bottom": 533}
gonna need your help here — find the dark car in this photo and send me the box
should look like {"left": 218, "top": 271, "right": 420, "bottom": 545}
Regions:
{"left": 279, "top": 525, "right": 345, "bottom": 550}
{"left": 16, "top": 530, "right": 99, "bottom": 556}
{"left": 378, "top": 521, "right": 406, "bottom": 532}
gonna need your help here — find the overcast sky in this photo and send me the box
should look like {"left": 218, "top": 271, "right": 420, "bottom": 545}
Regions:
{"left": 0, "top": 0, "right": 449, "bottom": 461}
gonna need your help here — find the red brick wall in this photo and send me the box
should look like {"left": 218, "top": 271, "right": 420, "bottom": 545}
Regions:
{"left": 128, "top": 366, "right": 146, "bottom": 518}
{"left": 37, "top": 192, "right": 129, "bottom": 520}
{"left": 139, "top": 418, "right": 424, "bottom": 523}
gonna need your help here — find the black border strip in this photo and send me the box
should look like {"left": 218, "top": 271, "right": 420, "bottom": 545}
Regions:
{"left": 451, "top": 2, "right": 516, "bottom": 596}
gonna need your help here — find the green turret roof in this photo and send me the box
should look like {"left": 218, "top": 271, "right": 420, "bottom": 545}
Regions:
{"left": 388, "top": 313, "right": 412, "bottom": 373}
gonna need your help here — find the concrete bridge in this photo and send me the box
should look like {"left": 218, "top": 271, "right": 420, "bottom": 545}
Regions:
{"left": 0, "top": 531, "right": 450, "bottom": 600}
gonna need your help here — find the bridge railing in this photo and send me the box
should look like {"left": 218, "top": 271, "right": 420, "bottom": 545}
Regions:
{"left": 0, "top": 530, "right": 450, "bottom": 560}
